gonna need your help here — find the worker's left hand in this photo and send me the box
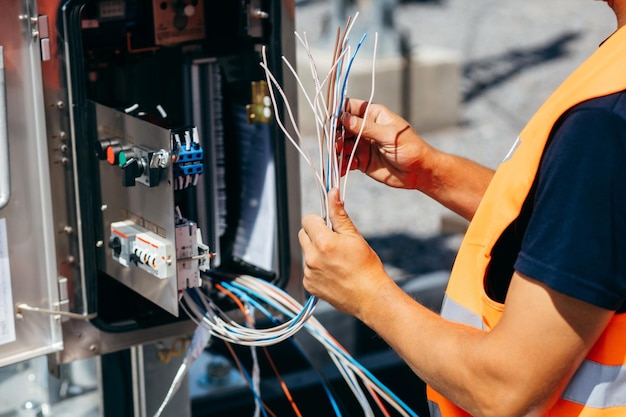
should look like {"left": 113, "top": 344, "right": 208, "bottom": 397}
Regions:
{"left": 298, "top": 188, "right": 391, "bottom": 319}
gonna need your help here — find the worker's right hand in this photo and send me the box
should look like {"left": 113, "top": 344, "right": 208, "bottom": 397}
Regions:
{"left": 339, "top": 98, "right": 437, "bottom": 190}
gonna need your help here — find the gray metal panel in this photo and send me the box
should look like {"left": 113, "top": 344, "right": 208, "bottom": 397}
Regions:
{"left": 95, "top": 102, "right": 179, "bottom": 316}
{"left": 0, "top": 0, "right": 63, "bottom": 367}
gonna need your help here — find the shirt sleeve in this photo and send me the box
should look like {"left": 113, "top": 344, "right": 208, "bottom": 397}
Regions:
{"left": 514, "top": 106, "right": 626, "bottom": 310}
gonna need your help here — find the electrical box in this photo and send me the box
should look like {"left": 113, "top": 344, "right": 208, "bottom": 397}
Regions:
{"left": 0, "top": 0, "right": 302, "bottom": 367}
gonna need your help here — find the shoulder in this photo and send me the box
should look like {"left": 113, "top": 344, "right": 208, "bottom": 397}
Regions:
{"left": 556, "top": 89, "right": 626, "bottom": 134}
{"left": 569, "top": 89, "right": 626, "bottom": 116}
{"left": 546, "top": 90, "right": 626, "bottom": 163}
{"left": 515, "top": 90, "right": 626, "bottom": 311}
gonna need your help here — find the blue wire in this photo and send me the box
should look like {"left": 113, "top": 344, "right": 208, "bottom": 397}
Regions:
{"left": 326, "top": 33, "right": 367, "bottom": 194}
{"left": 225, "top": 280, "right": 418, "bottom": 417}
{"left": 337, "top": 33, "right": 367, "bottom": 120}
{"left": 228, "top": 344, "right": 269, "bottom": 417}
{"left": 219, "top": 282, "right": 343, "bottom": 417}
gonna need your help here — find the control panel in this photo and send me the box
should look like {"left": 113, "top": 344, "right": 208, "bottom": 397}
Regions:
{"left": 94, "top": 102, "right": 212, "bottom": 316}
{"left": 48, "top": 0, "right": 298, "bottom": 333}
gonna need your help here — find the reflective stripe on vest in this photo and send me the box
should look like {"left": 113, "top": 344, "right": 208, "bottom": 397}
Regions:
{"left": 428, "top": 25, "right": 626, "bottom": 417}
{"left": 441, "top": 295, "right": 626, "bottom": 409}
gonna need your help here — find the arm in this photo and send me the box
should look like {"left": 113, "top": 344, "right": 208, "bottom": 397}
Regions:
{"left": 340, "top": 98, "right": 494, "bottom": 220}
{"left": 364, "top": 271, "right": 612, "bottom": 417}
{"left": 299, "top": 189, "right": 614, "bottom": 417}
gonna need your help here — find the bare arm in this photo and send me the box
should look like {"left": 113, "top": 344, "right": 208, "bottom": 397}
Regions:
{"left": 299, "top": 189, "right": 614, "bottom": 417}
{"left": 340, "top": 98, "right": 494, "bottom": 220}
{"left": 360, "top": 272, "right": 612, "bottom": 417}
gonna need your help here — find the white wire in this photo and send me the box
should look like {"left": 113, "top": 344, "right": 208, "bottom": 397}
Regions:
{"left": 260, "top": 48, "right": 326, "bottom": 201}
{"left": 182, "top": 288, "right": 318, "bottom": 346}
{"left": 180, "top": 284, "right": 371, "bottom": 414}
{"left": 247, "top": 303, "right": 262, "bottom": 417}
{"left": 176, "top": 18, "right": 406, "bottom": 416}
{"left": 153, "top": 324, "right": 212, "bottom": 417}
{"left": 228, "top": 276, "right": 417, "bottom": 417}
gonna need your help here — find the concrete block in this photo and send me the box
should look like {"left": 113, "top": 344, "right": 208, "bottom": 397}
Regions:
{"left": 408, "top": 45, "right": 462, "bottom": 132}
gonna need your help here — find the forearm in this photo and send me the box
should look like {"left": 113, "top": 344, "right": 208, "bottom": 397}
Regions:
{"left": 415, "top": 148, "right": 495, "bottom": 220}
{"left": 357, "top": 281, "right": 553, "bottom": 417}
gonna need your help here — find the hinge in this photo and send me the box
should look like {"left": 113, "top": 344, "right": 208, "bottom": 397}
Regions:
{"left": 31, "top": 15, "right": 51, "bottom": 62}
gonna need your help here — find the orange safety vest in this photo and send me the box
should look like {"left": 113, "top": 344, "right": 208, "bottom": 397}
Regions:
{"left": 427, "top": 26, "right": 626, "bottom": 417}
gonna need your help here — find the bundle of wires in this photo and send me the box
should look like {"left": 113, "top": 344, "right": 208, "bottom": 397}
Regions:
{"left": 155, "top": 14, "right": 416, "bottom": 417}
{"left": 180, "top": 276, "right": 418, "bottom": 417}
{"left": 178, "top": 11, "right": 379, "bottom": 350}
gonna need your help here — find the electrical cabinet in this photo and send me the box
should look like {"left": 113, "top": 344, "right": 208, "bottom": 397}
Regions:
{"left": 0, "top": 0, "right": 301, "bottom": 368}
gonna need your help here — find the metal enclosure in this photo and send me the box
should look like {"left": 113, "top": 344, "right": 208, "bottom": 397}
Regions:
{"left": 0, "top": 0, "right": 63, "bottom": 368}
{"left": 0, "top": 0, "right": 302, "bottom": 369}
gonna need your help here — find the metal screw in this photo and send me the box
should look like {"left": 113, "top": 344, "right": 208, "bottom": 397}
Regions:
{"left": 253, "top": 9, "right": 269, "bottom": 19}
{"left": 150, "top": 149, "right": 171, "bottom": 169}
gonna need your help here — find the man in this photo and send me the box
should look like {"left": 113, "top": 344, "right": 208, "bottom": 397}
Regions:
{"left": 298, "top": 1, "right": 626, "bottom": 416}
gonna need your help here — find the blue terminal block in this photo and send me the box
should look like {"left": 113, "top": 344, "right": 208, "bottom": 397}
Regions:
{"left": 171, "top": 128, "right": 204, "bottom": 189}
{"left": 177, "top": 142, "right": 203, "bottom": 163}
{"left": 175, "top": 162, "right": 204, "bottom": 176}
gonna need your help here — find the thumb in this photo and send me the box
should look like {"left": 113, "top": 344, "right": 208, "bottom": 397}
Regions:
{"left": 327, "top": 189, "right": 358, "bottom": 234}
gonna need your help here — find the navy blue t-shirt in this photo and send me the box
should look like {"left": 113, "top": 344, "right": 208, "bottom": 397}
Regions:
{"left": 486, "top": 90, "right": 626, "bottom": 312}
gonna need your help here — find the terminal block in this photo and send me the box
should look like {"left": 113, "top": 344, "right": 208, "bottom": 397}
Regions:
{"left": 175, "top": 216, "right": 211, "bottom": 295}
{"left": 171, "top": 127, "right": 204, "bottom": 190}
{"left": 176, "top": 218, "right": 201, "bottom": 292}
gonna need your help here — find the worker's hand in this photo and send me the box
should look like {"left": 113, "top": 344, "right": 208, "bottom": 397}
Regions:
{"left": 299, "top": 188, "right": 391, "bottom": 318}
{"left": 339, "top": 98, "right": 435, "bottom": 190}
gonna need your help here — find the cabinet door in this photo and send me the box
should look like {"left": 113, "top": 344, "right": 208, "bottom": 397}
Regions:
{"left": 0, "top": 0, "right": 62, "bottom": 367}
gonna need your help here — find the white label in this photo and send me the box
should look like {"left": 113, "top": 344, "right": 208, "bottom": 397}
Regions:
{"left": 0, "top": 218, "right": 15, "bottom": 345}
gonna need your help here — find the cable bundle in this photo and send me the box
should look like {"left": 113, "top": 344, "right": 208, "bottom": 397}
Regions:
{"left": 185, "top": 12, "right": 380, "bottom": 348}
{"left": 180, "top": 283, "right": 317, "bottom": 346}
{"left": 156, "top": 15, "right": 411, "bottom": 417}
{"left": 181, "top": 276, "right": 417, "bottom": 417}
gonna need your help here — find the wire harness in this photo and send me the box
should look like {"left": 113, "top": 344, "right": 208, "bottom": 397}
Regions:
{"left": 156, "top": 14, "right": 420, "bottom": 417}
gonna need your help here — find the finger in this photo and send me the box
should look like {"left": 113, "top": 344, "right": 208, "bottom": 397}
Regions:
{"left": 341, "top": 110, "right": 388, "bottom": 144}
{"left": 343, "top": 97, "right": 370, "bottom": 118}
{"left": 327, "top": 189, "right": 358, "bottom": 235}
{"left": 338, "top": 139, "right": 359, "bottom": 173}
{"left": 300, "top": 214, "right": 331, "bottom": 244}
{"left": 297, "top": 227, "right": 312, "bottom": 252}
